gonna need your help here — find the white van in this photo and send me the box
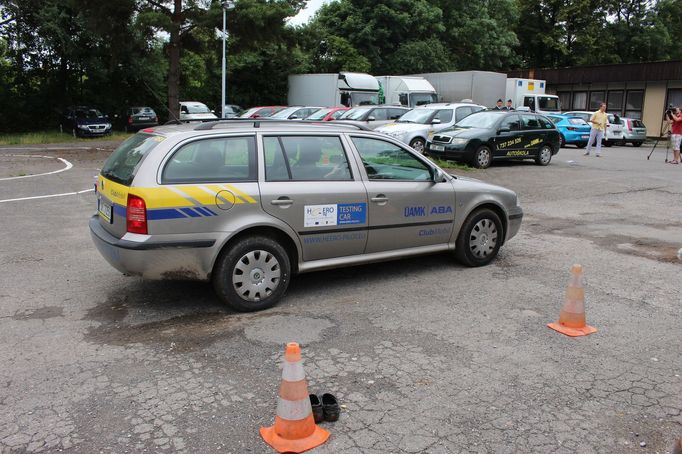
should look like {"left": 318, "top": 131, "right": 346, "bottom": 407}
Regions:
{"left": 179, "top": 102, "right": 218, "bottom": 122}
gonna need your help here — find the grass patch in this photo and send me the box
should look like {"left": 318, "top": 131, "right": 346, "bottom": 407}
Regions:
{"left": 0, "top": 131, "right": 131, "bottom": 146}
{"left": 427, "top": 156, "right": 474, "bottom": 172}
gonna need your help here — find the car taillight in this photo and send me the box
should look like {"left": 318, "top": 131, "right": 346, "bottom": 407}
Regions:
{"left": 128, "top": 116, "right": 133, "bottom": 125}
{"left": 127, "top": 194, "right": 147, "bottom": 234}
{"left": 627, "top": 120, "right": 632, "bottom": 131}
{"left": 567, "top": 127, "right": 578, "bottom": 131}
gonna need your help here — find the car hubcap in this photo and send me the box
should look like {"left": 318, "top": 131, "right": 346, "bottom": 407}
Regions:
{"left": 469, "top": 219, "right": 498, "bottom": 258}
{"left": 541, "top": 146, "right": 551, "bottom": 163}
{"left": 232, "top": 250, "right": 280, "bottom": 302}
{"left": 412, "top": 140, "right": 425, "bottom": 153}
{"left": 478, "top": 149, "right": 490, "bottom": 167}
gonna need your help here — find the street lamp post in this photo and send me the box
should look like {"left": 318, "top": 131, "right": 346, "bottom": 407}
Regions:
{"left": 221, "top": 1, "right": 235, "bottom": 119}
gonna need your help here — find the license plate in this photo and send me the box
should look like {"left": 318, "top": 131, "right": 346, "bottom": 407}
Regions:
{"left": 430, "top": 144, "right": 445, "bottom": 151}
{"left": 98, "top": 197, "right": 113, "bottom": 223}
{"left": 138, "top": 117, "right": 149, "bottom": 120}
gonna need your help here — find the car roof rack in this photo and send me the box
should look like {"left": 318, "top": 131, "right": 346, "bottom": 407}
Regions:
{"left": 193, "top": 118, "right": 372, "bottom": 131}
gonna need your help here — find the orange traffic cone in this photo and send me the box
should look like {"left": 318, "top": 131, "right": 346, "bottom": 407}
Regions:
{"left": 260, "top": 342, "right": 330, "bottom": 453}
{"left": 547, "top": 264, "right": 597, "bottom": 337}
{"left": 672, "top": 435, "right": 682, "bottom": 454}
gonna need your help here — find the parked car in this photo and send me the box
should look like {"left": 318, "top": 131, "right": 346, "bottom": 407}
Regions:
{"left": 179, "top": 102, "right": 218, "bottom": 122}
{"left": 338, "top": 105, "right": 411, "bottom": 130}
{"left": 60, "top": 106, "right": 112, "bottom": 138}
{"left": 304, "top": 107, "right": 350, "bottom": 121}
{"left": 426, "top": 110, "right": 560, "bottom": 168}
{"left": 562, "top": 111, "right": 624, "bottom": 147}
{"left": 123, "top": 106, "right": 159, "bottom": 132}
{"left": 269, "top": 106, "right": 323, "bottom": 120}
{"left": 90, "top": 120, "right": 523, "bottom": 312}
{"left": 222, "top": 104, "right": 243, "bottom": 119}
{"left": 545, "top": 114, "right": 591, "bottom": 148}
{"left": 620, "top": 117, "right": 647, "bottom": 147}
{"left": 375, "top": 102, "right": 485, "bottom": 154}
{"left": 240, "top": 106, "right": 287, "bottom": 119}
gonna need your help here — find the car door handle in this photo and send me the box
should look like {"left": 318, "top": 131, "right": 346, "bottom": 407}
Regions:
{"left": 271, "top": 198, "right": 293, "bottom": 206}
{"left": 371, "top": 195, "right": 388, "bottom": 203}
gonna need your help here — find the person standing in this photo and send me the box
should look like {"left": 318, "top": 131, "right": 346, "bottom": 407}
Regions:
{"left": 669, "top": 106, "right": 682, "bottom": 164}
{"left": 584, "top": 103, "right": 609, "bottom": 157}
{"left": 493, "top": 99, "right": 504, "bottom": 110}
{"left": 505, "top": 99, "right": 515, "bottom": 111}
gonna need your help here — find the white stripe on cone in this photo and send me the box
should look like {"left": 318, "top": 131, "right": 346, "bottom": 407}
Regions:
{"left": 276, "top": 396, "right": 312, "bottom": 421}
{"left": 282, "top": 361, "right": 305, "bottom": 382}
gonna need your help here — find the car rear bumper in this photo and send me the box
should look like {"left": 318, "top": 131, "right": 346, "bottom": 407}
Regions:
{"left": 622, "top": 132, "right": 646, "bottom": 141}
{"left": 89, "top": 215, "right": 214, "bottom": 280}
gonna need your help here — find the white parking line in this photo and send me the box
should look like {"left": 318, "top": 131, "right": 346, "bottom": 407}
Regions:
{"left": 0, "top": 156, "right": 73, "bottom": 181}
{"left": 0, "top": 188, "right": 94, "bottom": 204}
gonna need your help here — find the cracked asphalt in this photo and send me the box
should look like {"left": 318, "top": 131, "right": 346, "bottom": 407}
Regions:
{"left": 0, "top": 141, "right": 680, "bottom": 453}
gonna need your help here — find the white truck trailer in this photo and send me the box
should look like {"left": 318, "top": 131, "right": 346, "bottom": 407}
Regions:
{"left": 288, "top": 72, "right": 380, "bottom": 107}
{"left": 376, "top": 76, "right": 437, "bottom": 107}
{"left": 412, "top": 71, "right": 506, "bottom": 108}
{"left": 505, "top": 78, "right": 561, "bottom": 114}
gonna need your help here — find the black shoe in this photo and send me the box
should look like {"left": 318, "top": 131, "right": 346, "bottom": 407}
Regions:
{"left": 321, "top": 393, "right": 339, "bottom": 422}
{"left": 309, "top": 394, "right": 323, "bottom": 423}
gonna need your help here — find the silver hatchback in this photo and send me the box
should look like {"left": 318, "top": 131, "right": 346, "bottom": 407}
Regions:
{"left": 90, "top": 120, "right": 523, "bottom": 312}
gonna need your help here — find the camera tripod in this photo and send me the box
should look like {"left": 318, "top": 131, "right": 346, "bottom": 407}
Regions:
{"left": 647, "top": 122, "right": 671, "bottom": 162}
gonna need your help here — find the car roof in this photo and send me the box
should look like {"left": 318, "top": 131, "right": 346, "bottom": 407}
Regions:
{"left": 154, "top": 119, "right": 375, "bottom": 137}
{"left": 414, "top": 102, "right": 483, "bottom": 108}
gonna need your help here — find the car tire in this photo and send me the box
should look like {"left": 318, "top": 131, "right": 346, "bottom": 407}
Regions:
{"left": 632, "top": 141, "right": 643, "bottom": 147}
{"left": 559, "top": 134, "right": 566, "bottom": 148}
{"left": 471, "top": 145, "right": 492, "bottom": 169}
{"left": 535, "top": 144, "right": 553, "bottom": 166}
{"left": 213, "top": 236, "right": 290, "bottom": 312}
{"left": 455, "top": 208, "right": 503, "bottom": 267}
{"left": 409, "top": 137, "right": 426, "bottom": 154}
{"left": 576, "top": 142, "right": 587, "bottom": 148}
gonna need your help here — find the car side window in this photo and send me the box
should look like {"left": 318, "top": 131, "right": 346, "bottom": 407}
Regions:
{"left": 351, "top": 137, "right": 431, "bottom": 181}
{"left": 331, "top": 110, "right": 345, "bottom": 119}
{"left": 521, "top": 114, "right": 540, "bottom": 130}
{"left": 264, "top": 136, "right": 352, "bottom": 182}
{"left": 538, "top": 117, "right": 554, "bottom": 129}
{"left": 370, "top": 109, "right": 388, "bottom": 121}
{"left": 435, "top": 109, "right": 453, "bottom": 123}
{"left": 499, "top": 115, "right": 521, "bottom": 131}
{"left": 388, "top": 109, "right": 405, "bottom": 120}
{"left": 162, "top": 136, "right": 257, "bottom": 183}
{"left": 455, "top": 107, "right": 473, "bottom": 122}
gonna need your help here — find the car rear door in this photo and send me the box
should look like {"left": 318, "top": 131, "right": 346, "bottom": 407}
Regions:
{"left": 258, "top": 134, "right": 369, "bottom": 262}
{"left": 518, "top": 114, "right": 545, "bottom": 156}
{"left": 492, "top": 114, "right": 524, "bottom": 158}
{"left": 349, "top": 135, "right": 455, "bottom": 253}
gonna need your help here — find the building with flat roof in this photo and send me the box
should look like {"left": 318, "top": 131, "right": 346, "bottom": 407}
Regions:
{"left": 509, "top": 60, "right": 682, "bottom": 137}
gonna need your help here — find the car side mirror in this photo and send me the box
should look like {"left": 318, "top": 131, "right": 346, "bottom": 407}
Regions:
{"left": 367, "top": 116, "right": 375, "bottom": 122}
{"left": 432, "top": 168, "right": 446, "bottom": 183}
{"left": 432, "top": 118, "right": 441, "bottom": 124}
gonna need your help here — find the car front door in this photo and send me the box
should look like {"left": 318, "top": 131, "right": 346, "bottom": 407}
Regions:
{"left": 258, "top": 134, "right": 369, "bottom": 262}
{"left": 492, "top": 114, "right": 524, "bottom": 158}
{"left": 518, "top": 114, "right": 545, "bottom": 157}
{"left": 349, "top": 136, "right": 455, "bottom": 254}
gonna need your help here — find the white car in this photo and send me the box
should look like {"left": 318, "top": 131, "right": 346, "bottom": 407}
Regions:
{"left": 376, "top": 103, "right": 485, "bottom": 153}
{"left": 179, "top": 102, "right": 218, "bottom": 122}
{"left": 562, "top": 111, "right": 624, "bottom": 147}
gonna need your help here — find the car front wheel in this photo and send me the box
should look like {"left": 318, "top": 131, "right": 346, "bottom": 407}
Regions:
{"left": 632, "top": 141, "right": 643, "bottom": 147}
{"left": 213, "top": 236, "right": 290, "bottom": 312}
{"left": 471, "top": 145, "right": 492, "bottom": 169}
{"left": 535, "top": 144, "right": 553, "bottom": 166}
{"left": 409, "top": 137, "right": 426, "bottom": 154}
{"left": 455, "top": 208, "right": 503, "bottom": 267}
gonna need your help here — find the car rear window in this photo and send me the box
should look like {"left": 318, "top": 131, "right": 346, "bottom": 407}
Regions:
{"left": 633, "top": 120, "right": 645, "bottom": 128}
{"left": 569, "top": 118, "right": 587, "bottom": 125}
{"left": 101, "top": 133, "right": 164, "bottom": 186}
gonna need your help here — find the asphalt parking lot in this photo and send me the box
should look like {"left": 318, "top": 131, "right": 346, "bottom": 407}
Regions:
{"left": 0, "top": 141, "right": 680, "bottom": 454}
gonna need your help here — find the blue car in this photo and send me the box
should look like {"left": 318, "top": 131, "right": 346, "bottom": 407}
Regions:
{"left": 546, "top": 114, "right": 591, "bottom": 148}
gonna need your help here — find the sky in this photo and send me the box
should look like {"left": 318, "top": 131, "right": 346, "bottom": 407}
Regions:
{"left": 288, "top": 0, "right": 333, "bottom": 26}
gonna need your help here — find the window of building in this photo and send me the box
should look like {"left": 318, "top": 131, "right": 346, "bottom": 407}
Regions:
{"left": 572, "top": 92, "right": 587, "bottom": 110}
{"left": 557, "top": 92, "right": 571, "bottom": 111}
{"left": 607, "top": 90, "right": 624, "bottom": 114}
{"left": 589, "top": 91, "right": 605, "bottom": 110}
{"left": 625, "top": 90, "right": 644, "bottom": 119}
{"left": 666, "top": 89, "right": 682, "bottom": 112}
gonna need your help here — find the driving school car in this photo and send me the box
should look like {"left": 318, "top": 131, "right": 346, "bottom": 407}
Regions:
{"left": 426, "top": 110, "right": 560, "bottom": 168}
{"left": 90, "top": 120, "right": 523, "bottom": 312}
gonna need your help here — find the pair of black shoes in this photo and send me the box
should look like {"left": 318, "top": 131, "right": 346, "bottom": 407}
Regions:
{"left": 309, "top": 393, "right": 339, "bottom": 423}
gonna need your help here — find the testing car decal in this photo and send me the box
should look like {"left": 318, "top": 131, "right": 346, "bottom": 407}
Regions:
{"left": 304, "top": 203, "right": 367, "bottom": 228}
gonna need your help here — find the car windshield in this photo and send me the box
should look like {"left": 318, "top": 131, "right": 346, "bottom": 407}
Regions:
{"left": 270, "top": 107, "right": 300, "bottom": 119}
{"left": 340, "top": 108, "right": 370, "bottom": 120}
{"left": 185, "top": 104, "right": 211, "bottom": 114}
{"left": 132, "top": 107, "right": 154, "bottom": 115}
{"left": 75, "top": 109, "right": 104, "bottom": 119}
{"left": 396, "top": 109, "right": 437, "bottom": 124}
{"left": 454, "top": 111, "right": 500, "bottom": 129}
{"left": 306, "top": 108, "right": 333, "bottom": 120}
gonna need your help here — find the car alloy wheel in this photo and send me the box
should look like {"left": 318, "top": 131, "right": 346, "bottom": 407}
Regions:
{"left": 535, "top": 145, "right": 552, "bottom": 166}
{"left": 410, "top": 138, "right": 426, "bottom": 154}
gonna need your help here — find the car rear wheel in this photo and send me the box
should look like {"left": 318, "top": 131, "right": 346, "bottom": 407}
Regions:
{"left": 409, "top": 137, "right": 426, "bottom": 154}
{"left": 603, "top": 140, "right": 613, "bottom": 147}
{"left": 213, "top": 236, "right": 290, "bottom": 312}
{"left": 472, "top": 145, "right": 492, "bottom": 169}
{"left": 455, "top": 208, "right": 502, "bottom": 267}
{"left": 632, "top": 141, "right": 643, "bottom": 147}
{"left": 535, "top": 144, "right": 553, "bottom": 166}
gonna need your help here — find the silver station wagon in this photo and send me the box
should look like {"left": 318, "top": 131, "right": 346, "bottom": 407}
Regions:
{"left": 90, "top": 120, "right": 523, "bottom": 311}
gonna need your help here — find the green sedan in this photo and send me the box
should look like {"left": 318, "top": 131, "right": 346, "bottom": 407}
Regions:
{"left": 426, "top": 110, "right": 561, "bottom": 168}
